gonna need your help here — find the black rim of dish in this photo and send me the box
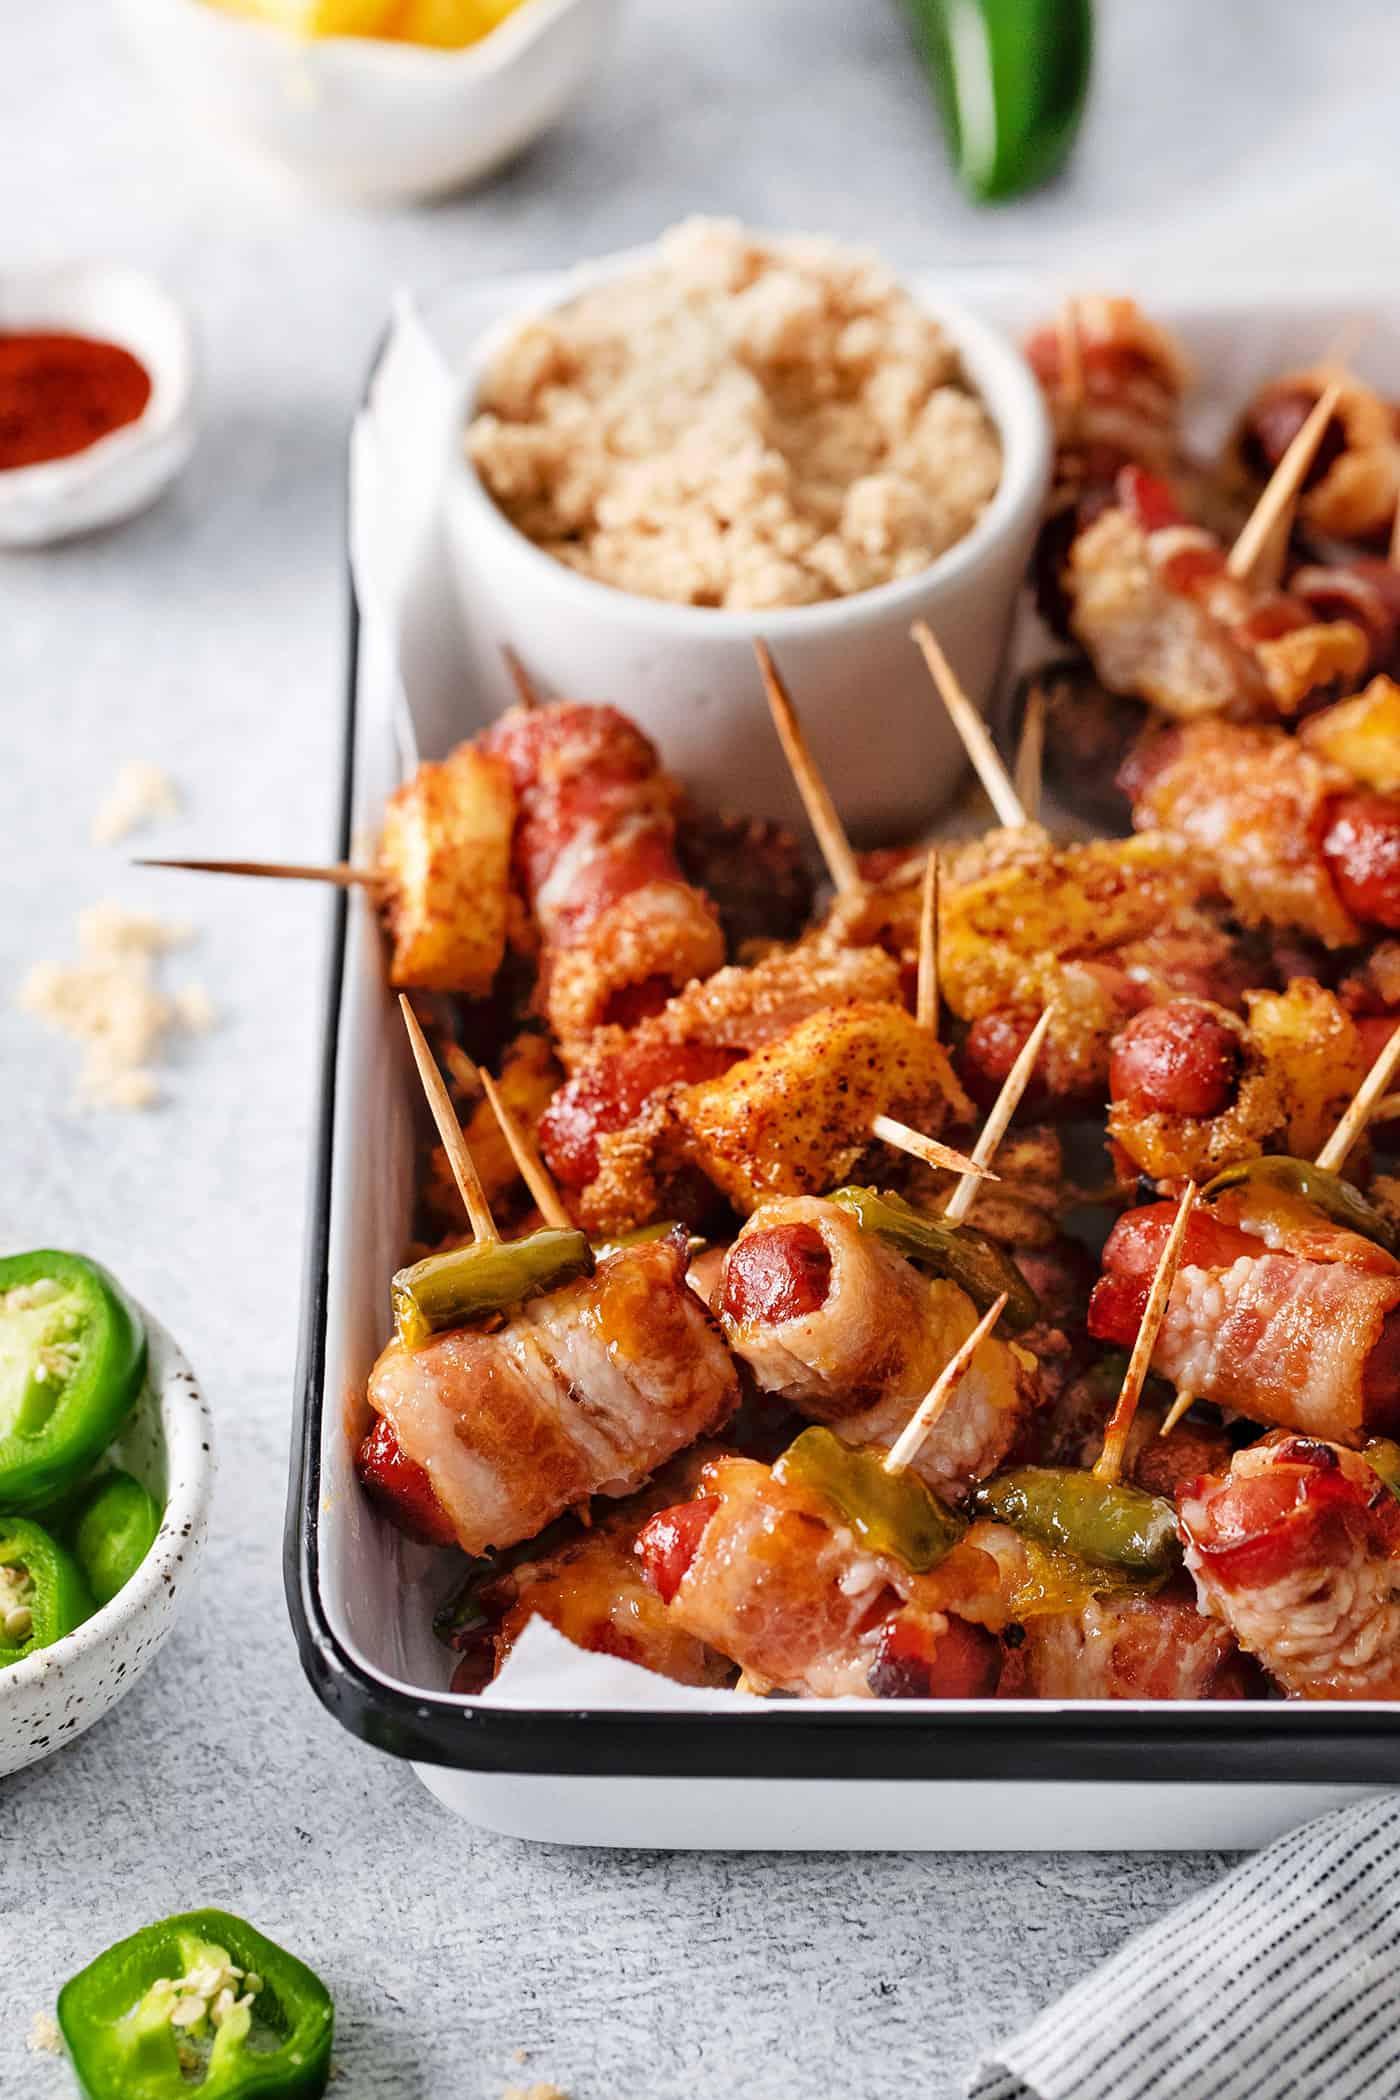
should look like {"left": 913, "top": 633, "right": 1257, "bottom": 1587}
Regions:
{"left": 282, "top": 341, "right": 1400, "bottom": 1784}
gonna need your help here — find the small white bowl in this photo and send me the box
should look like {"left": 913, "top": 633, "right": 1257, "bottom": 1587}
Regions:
{"left": 115, "top": 0, "right": 623, "bottom": 206}
{"left": 0, "top": 263, "right": 198, "bottom": 550}
{"left": 443, "top": 254, "right": 1053, "bottom": 843}
{"left": 0, "top": 1306, "right": 213, "bottom": 1779}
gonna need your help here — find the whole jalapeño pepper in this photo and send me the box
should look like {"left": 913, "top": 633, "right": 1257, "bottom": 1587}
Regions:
{"left": 57, "top": 1909, "right": 334, "bottom": 2100}
{"left": 0, "top": 1517, "right": 94, "bottom": 1668}
{"left": 0, "top": 1250, "right": 147, "bottom": 1512}
{"left": 902, "top": 0, "right": 1094, "bottom": 203}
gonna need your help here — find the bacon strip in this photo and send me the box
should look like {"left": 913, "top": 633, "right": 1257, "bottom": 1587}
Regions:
{"left": 481, "top": 702, "right": 724, "bottom": 1044}
{"left": 366, "top": 1235, "right": 739, "bottom": 1555}
{"left": 718, "top": 1196, "right": 1039, "bottom": 1502}
{"left": 1180, "top": 1435, "right": 1400, "bottom": 1698}
{"left": 1090, "top": 1198, "right": 1400, "bottom": 1445}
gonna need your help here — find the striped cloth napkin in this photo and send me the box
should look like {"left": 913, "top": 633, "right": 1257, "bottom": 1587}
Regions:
{"left": 970, "top": 1794, "right": 1400, "bottom": 2099}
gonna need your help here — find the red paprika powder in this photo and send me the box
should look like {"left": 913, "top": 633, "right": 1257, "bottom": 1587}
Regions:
{"left": 0, "top": 332, "right": 152, "bottom": 471}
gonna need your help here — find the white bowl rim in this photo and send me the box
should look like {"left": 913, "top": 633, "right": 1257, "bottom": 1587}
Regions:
{"left": 141, "top": 0, "right": 601, "bottom": 76}
{"left": 0, "top": 1300, "right": 214, "bottom": 1694}
{"left": 448, "top": 243, "right": 1054, "bottom": 641}
{"left": 0, "top": 261, "right": 197, "bottom": 507}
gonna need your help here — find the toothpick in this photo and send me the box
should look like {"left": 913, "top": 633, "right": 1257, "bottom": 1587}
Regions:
{"left": 479, "top": 1068, "right": 571, "bottom": 1231}
{"left": 1314, "top": 1021, "right": 1400, "bottom": 1174}
{"left": 911, "top": 621, "right": 1027, "bottom": 830}
{"left": 398, "top": 995, "right": 498, "bottom": 1244}
{"left": 754, "top": 639, "right": 863, "bottom": 897}
{"left": 1013, "top": 682, "right": 1046, "bottom": 825}
{"left": 869, "top": 1114, "right": 991, "bottom": 1184}
{"left": 883, "top": 1293, "right": 1009, "bottom": 1476}
{"left": 1158, "top": 1389, "right": 1196, "bottom": 1440}
{"left": 502, "top": 645, "right": 541, "bottom": 711}
{"left": 916, "top": 847, "right": 940, "bottom": 1037}
{"left": 1094, "top": 1182, "right": 1198, "bottom": 1485}
{"left": 943, "top": 1008, "right": 1054, "bottom": 1227}
{"left": 1389, "top": 489, "right": 1400, "bottom": 572}
{"left": 1057, "top": 296, "right": 1085, "bottom": 413}
{"left": 1227, "top": 379, "right": 1343, "bottom": 585}
{"left": 136, "top": 856, "right": 375, "bottom": 889}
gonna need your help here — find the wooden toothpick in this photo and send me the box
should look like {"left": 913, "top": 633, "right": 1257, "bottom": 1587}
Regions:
{"left": 1057, "top": 296, "right": 1085, "bottom": 413}
{"left": 943, "top": 1008, "right": 1054, "bottom": 1228}
{"left": 502, "top": 645, "right": 542, "bottom": 711}
{"left": 136, "top": 856, "right": 376, "bottom": 889}
{"left": 1389, "top": 489, "right": 1400, "bottom": 572}
{"left": 1227, "top": 379, "right": 1343, "bottom": 586}
{"left": 870, "top": 1115, "right": 991, "bottom": 1184}
{"left": 479, "top": 1068, "right": 571, "bottom": 1231}
{"left": 1158, "top": 1389, "right": 1196, "bottom": 1440}
{"left": 1314, "top": 1022, "right": 1400, "bottom": 1174}
{"left": 754, "top": 639, "right": 863, "bottom": 897}
{"left": 911, "top": 621, "right": 1028, "bottom": 830}
{"left": 1095, "top": 1182, "right": 1198, "bottom": 1485}
{"left": 399, "top": 995, "right": 497, "bottom": 1244}
{"left": 916, "top": 848, "right": 940, "bottom": 1037}
{"left": 883, "top": 1294, "right": 1009, "bottom": 1476}
{"left": 1013, "top": 682, "right": 1046, "bottom": 825}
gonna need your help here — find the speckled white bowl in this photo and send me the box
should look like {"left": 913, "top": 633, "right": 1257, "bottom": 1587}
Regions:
{"left": 0, "top": 261, "right": 198, "bottom": 549}
{"left": 0, "top": 1308, "right": 213, "bottom": 1778}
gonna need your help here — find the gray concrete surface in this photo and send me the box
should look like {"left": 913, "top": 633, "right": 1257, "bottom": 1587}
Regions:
{"left": 2, "top": 3, "right": 1397, "bottom": 2093}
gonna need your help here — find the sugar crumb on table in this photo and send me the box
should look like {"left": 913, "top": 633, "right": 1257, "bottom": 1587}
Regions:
{"left": 91, "top": 758, "right": 180, "bottom": 846}
{"left": 19, "top": 898, "right": 215, "bottom": 1110}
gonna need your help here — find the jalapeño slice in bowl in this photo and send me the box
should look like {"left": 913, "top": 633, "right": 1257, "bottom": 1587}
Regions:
{"left": 968, "top": 1465, "right": 1181, "bottom": 1578}
{"left": 0, "top": 1250, "right": 147, "bottom": 1513}
{"left": 73, "top": 1469, "right": 164, "bottom": 1609}
{"left": 827, "top": 1186, "right": 1041, "bottom": 1333}
{"left": 390, "top": 1227, "right": 593, "bottom": 1348}
{"left": 775, "top": 1425, "right": 967, "bottom": 1572}
{"left": 0, "top": 1517, "right": 94, "bottom": 1669}
{"left": 57, "top": 1909, "right": 334, "bottom": 2100}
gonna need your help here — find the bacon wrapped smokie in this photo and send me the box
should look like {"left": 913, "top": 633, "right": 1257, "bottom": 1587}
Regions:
{"left": 716, "top": 1196, "right": 1039, "bottom": 1502}
{"left": 1226, "top": 366, "right": 1400, "bottom": 548}
{"left": 359, "top": 1232, "right": 739, "bottom": 1556}
{"left": 1090, "top": 1181, "right": 1400, "bottom": 1446}
{"left": 1107, "top": 981, "right": 1369, "bottom": 1185}
{"left": 1122, "top": 717, "right": 1400, "bottom": 946}
{"left": 635, "top": 1454, "right": 1001, "bottom": 1699}
{"left": 1068, "top": 468, "right": 1369, "bottom": 721}
{"left": 480, "top": 701, "right": 725, "bottom": 1046}
{"left": 1180, "top": 1433, "right": 1400, "bottom": 1698}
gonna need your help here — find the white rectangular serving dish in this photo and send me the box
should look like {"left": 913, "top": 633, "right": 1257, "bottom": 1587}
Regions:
{"left": 286, "top": 273, "right": 1400, "bottom": 1848}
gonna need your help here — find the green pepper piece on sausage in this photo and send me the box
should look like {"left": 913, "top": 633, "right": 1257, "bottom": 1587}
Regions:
{"left": 901, "top": 0, "right": 1094, "bottom": 202}
{"left": 58, "top": 1908, "right": 334, "bottom": 2100}
{"left": 775, "top": 1425, "right": 967, "bottom": 1573}
{"left": 0, "top": 1517, "right": 94, "bottom": 1668}
{"left": 827, "top": 1186, "right": 1041, "bottom": 1333}
{"left": 0, "top": 1250, "right": 147, "bottom": 1513}
{"left": 1202, "top": 1155, "right": 1397, "bottom": 1255}
{"left": 73, "top": 1469, "right": 163, "bottom": 1608}
{"left": 391, "top": 1226, "right": 593, "bottom": 1348}
{"left": 968, "top": 1465, "right": 1181, "bottom": 1578}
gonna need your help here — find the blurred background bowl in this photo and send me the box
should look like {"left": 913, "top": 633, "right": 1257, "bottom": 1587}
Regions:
{"left": 0, "top": 262, "right": 197, "bottom": 548}
{"left": 114, "top": 0, "right": 623, "bottom": 205}
{"left": 0, "top": 1307, "right": 213, "bottom": 1780}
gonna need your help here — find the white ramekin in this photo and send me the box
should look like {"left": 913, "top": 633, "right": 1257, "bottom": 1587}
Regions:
{"left": 443, "top": 252, "right": 1052, "bottom": 843}
{"left": 0, "top": 263, "right": 198, "bottom": 549}
{"left": 0, "top": 1306, "right": 214, "bottom": 1779}
{"left": 115, "top": 0, "right": 622, "bottom": 206}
